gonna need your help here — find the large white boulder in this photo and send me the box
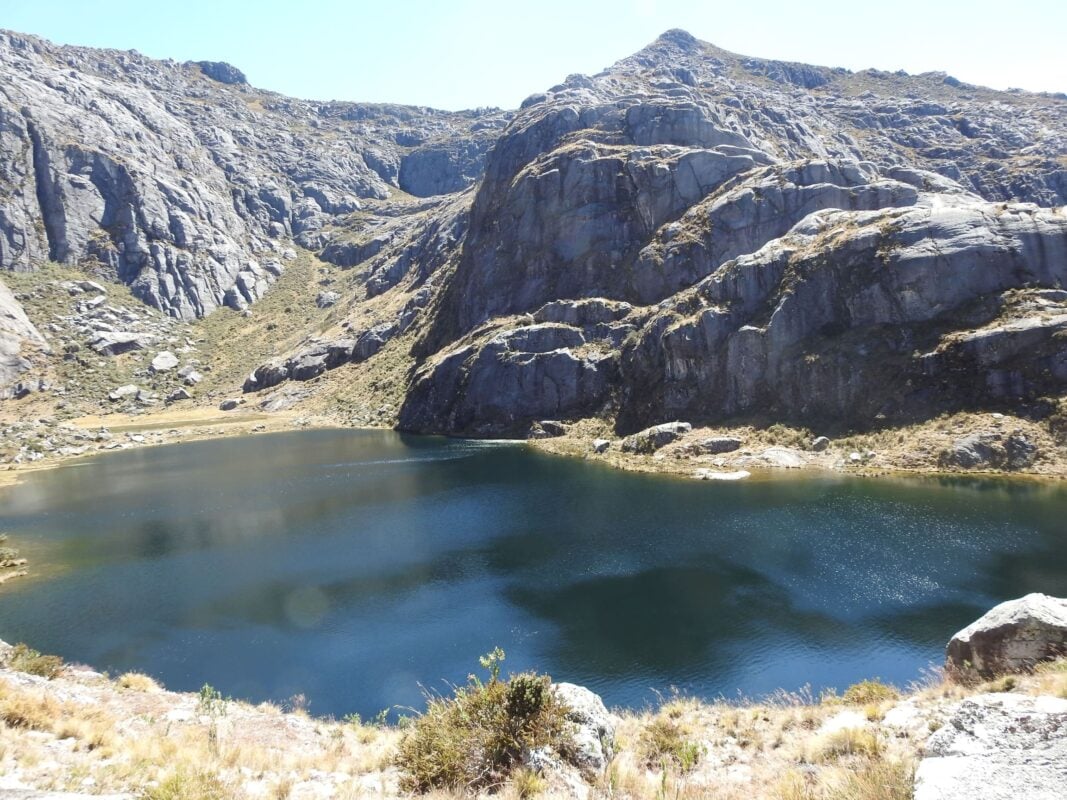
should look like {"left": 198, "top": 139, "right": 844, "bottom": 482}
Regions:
{"left": 946, "top": 593, "right": 1067, "bottom": 677}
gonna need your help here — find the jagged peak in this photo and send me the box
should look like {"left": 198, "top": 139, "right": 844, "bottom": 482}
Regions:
{"left": 655, "top": 28, "right": 701, "bottom": 50}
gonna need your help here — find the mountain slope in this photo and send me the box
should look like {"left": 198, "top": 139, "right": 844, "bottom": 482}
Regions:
{"left": 1, "top": 28, "right": 1066, "bottom": 456}
{"left": 398, "top": 30, "right": 1067, "bottom": 435}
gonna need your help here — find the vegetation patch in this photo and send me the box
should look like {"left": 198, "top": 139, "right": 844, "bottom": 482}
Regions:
{"left": 638, "top": 714, "right": 703, "bottom": 772}
{"left": 396, "top": 648, "right": 574, "bottom": 793}
{"left": 118, "top": 671, "right": 163, "bottom": 692}
{"left": 6, "top": 643, "right": 64, "bottom": 679}
{"left": 842, "top": 680, "right": 899, "bottom": 705}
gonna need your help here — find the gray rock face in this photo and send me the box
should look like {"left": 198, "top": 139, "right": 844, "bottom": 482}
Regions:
{"left": 946, "top": 594, "right": 1067, "bottom": 677}
{"left": 401, "top": 32, "right": 1067, "bottom": 438}
{"left": 0, "top": 29, "right": 508, "bottom": 319}
{"left": 552, "top": 682, "right": 616, "bottom": 775}
{"left": 914, "top": 694, "right": 1067, "bottom": 800}
{"left": 194, "top": 60, "right": 246, "bottom": 85}
{"left": 401, "top": 323, "right": 617, "bottom": 436}
{"left": 0, "top": 277, "right": 47, "bottom": 387}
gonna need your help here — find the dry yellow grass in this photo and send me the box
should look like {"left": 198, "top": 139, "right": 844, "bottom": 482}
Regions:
{"left": 117, "top": 671, "right": 162, "bottom": 692}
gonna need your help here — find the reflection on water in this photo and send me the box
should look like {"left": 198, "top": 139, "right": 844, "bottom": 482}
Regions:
{"left": 1, "top": 429, "right": 1066, "bottom": 717}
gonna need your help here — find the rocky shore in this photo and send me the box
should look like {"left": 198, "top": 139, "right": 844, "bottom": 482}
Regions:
{"left": 1, "top": 594, "right": 1065, "bottom": 799}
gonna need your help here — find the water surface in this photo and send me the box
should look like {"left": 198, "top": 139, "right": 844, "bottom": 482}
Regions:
{"left": 1, "top": 429, "right": 1065, "bottom": 717}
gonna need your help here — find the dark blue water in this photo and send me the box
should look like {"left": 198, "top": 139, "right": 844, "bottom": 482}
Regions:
{"left": 1, "top": 429, "right": 1065, "bottom": 717}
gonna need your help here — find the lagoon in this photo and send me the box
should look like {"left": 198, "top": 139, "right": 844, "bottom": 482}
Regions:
{"left": 1, "top": 429, "right": 1065, "bottom": 718}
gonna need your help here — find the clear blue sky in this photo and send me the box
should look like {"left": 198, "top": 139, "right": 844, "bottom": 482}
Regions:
{"left": 4, "top": 0, "right": 1065, "bottom": 109}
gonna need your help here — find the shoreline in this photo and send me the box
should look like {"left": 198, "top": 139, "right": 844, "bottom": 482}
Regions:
{"left": 3, "top": 406, "right": 1067, "bottom": 493}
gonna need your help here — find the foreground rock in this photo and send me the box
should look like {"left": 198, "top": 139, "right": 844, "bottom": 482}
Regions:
{"left": 914, "top": 694, "right": 1067, "bottom": 800}
{"left": 553, "top": 682, "right": 616, "bottom": 775}
{"left": 947, "top": 593, "right": 1067, "bottom": 677}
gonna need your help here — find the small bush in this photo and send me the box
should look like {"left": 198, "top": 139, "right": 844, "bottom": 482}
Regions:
{"left": 118, "top": 672, "right": 162, "bottom": 692}
{"left": 197, "top": 684, "right": 228, "bottom": 716}
{"left": 842, "top": 680, "right": 899, "bottom": 705}
{"left": 639, "top": 715, "right": 702, "bottom": 772}
{"left": 396, "top": 650, "right": 573, "bottom": 793}
{"left": 7, "top": 643, "right": 63, "bottom": 680}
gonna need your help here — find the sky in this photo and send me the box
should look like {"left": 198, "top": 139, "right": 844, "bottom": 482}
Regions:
{"left": 3, "top": 0, "right": 1065, "bottom": 110}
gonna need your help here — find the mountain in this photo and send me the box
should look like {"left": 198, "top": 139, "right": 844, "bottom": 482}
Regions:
{"left": 1, "top": 28, "right": 1066, "bottom": 448}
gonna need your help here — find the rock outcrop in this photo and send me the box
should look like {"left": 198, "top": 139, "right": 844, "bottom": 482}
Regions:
{"left": 400, "top": 31, "right": 1067, "bottom": 437}
{"left": 0, "top": 29, "right": 508, "bottom": 320}
{"left": 946, "top": 594, "right": 1067, "bottom": 677}
{"left": 914, "top": 694, "right": 1067, "bottom": 800}
{"left": 0, "top": 277, "right": 47, "bottom": 386}
{"left": 553, "top": 682, "right": 616, "bottom": 775}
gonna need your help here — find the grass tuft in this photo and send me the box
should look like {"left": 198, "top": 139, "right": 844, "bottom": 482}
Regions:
{"left": 638, "top": 715, "right": 703, "bottom": 772}
{"left": 139, "top": 770, "right": 230, "bottom": 800}
{"left": 118, "top": 672, "right": 163, "bottom": 692}
{"left": 842, "top": 680, "right": 899, "bottom": 705}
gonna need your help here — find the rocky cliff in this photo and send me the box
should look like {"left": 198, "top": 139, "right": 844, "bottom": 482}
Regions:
{"left": 0, "top": 28, "right": 507, "bottom": 322}
{"left": 400, "top": 30, "right": 1067, "bottom": 436}
{"left": 1, "top": 28, "right": 1066, "bottom": 445}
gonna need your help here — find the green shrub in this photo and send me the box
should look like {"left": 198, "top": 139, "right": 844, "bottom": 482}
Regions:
{"left": 7, "top": 644, "right": 63, "bottom": 680}
{"left": 842, "top": 680, "right": 899, "bottom": 705}
{"left": 396, "top": 649, "right": 573, "bottom": 793}
{"left": 639, "top": 715, "right": 703, "bottom": 772}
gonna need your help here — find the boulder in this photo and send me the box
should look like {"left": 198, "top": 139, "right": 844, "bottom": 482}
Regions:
{"left": 149, "top": 351, "right": 179, "bottom": 373}
{"left": 591, "top": 438, "right": 611, "bottom": 454}
{"left": 914, "top": 694, "right": 1067, "bottom": 800}
{"left": 528, "top": 420, "right": 567, "bottom": 439}
{"left": 219, "top": 398, "right": 243, "bottom": 411}
{"left": 553, "top": 682, "right": 616, "bottom": 775}
{"left": 811, "top": 436, "right": 831, "bottom": 452}
{"left": 621, "top": 422, "right": 692, "bottom": 454}
{"left": 939, "top": 432, "right": 1038, "bottom": 471}
{"left": 90, "top": 332, "right": 156, "bottom": 356}
{"left": 685, "top": 435, "right": 742, "bottom": 455}
{"left": 166, "top": 387, "right": 191, "bottom": 403}
{"left": 107, "top": 384, "right": 140, "bottom": 401}
{"left": 946, "top": 593, "right": 1067, "bottom": 677}
{"left": 315, "top": 291, "right": 340, "bottom": 308}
